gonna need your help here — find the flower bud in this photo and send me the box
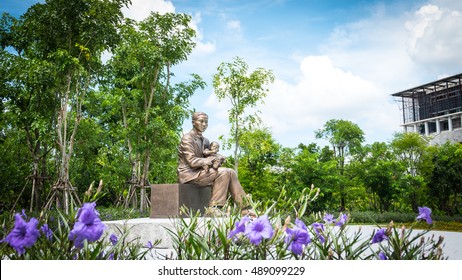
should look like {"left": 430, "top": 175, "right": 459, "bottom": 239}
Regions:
{"left": 436, "top": 235, "right": 444, "bottom": 247}
{"left": 386, "top": 221, "right": 394, "bottom": 235}
{"left": 328, "top": 249, "right": 333, "bottom": 260}
{"left": 284, "top": 216, "right": 291, "bottom": 226}
{"left": 420, "top": 236, "right": 425, "bottom": 246}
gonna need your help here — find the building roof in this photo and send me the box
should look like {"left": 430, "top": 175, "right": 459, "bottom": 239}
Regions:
{"left": 391, "top": 73, "right": 462, "bottom": 98}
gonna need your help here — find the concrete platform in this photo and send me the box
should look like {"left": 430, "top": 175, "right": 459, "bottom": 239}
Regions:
{"left": 103, "top": 218, "right": 462, "bottom": 260}
{"left": 150, "top": 184, "right": 211, "bottom": 218}
{"left": 103, "top": 217, "right": 225, "bottom": 259}
{"left": 104, "top": 218, "right": 177, "bottom": 249}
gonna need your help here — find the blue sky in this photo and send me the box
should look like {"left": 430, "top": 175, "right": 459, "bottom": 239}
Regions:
{"left": 2, "top": 0, "right": 462, "bottom": 154}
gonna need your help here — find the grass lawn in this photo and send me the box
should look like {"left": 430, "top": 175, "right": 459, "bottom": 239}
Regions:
{"left": 361, "top": 221, "right": 462, "bottom": 232}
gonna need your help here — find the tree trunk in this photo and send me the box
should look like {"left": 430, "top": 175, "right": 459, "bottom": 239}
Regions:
{"left": 234, "top": 129, "right": 239, "bottom": 174}
{"left": 50, "top": 73, "right": 83, "bottom": 214}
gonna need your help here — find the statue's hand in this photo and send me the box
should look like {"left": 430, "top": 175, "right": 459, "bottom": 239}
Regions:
{"left": 204, "top": 157, "right": 214, "bottom": 166}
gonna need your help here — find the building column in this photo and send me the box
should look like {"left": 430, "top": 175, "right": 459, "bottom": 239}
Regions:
{"left": 413, "top": 124, "right": 418, "bottom": 133}
{"left": 448, "top": 116, "right": 453, "bottom": 131}
{"left": 436, "top": 119, "right": 441, "bottom": 133}
{"left": 424, "top": 122, "right": 429, "bottom": 136}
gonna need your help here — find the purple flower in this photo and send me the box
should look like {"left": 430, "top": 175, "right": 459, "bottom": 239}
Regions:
{"left": 41, "top": 224, "right": 53, "bottom": 241}
{"left": 372, "top": 228, "right": 388, "bottom": 244}
{"left": 1, "top": 213, "right": 40, "bottom": 255}
{"left": 68, "top": 202, "right": 106, "bottom": 248}
{"left": 285, "top": 219, "right": 311, "bottom": 255}
{"left": 295, "top": 218, "right": 308, "bottom": 231}
{"left": 311, "top": 222, "right": 325, "bottom": 243}
{"left": 323, "top": 213, "right": 335, "bottom": 224}
{"left": 109, "top": 233, "right": 118, "bottom": 246}
{"left": 228, "top": 216, "right": 250, "bottom": 240}
{"left": 416, "top": 206, "right": 432, "bottom": 224}
{"left": 146, "top": 241, "right": 153, "bottom": 248}
{"left": 335, "top": 214, "right": 348, "bottom": 227}
{"left": 378, "top": 251, "right": 387, "bottom": 260}
{"left": 244, "top": 215, "right": 274, "bottom": 245}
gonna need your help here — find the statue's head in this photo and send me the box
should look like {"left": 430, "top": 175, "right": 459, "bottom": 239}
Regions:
{"left": 210, "top": 141, "right": 220, "bottom": 151}
{"left": 192, "top": 112, "right": 208, "bottom": 121}
{"left": 192, "top": 112, "right": 208, "bottom": 133}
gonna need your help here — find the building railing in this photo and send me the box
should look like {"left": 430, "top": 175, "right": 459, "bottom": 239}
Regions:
{"left": 402, "top": 111, "right": 462, "bottom": 136}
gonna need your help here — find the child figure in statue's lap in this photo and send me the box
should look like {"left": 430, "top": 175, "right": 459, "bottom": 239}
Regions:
{"left": 203, "top": 141, "right": 226, "bottom": 172}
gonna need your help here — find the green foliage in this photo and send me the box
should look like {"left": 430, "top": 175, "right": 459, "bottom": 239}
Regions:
{"left": 106, "top": 13, "right": 204, "bottom": 211}
{"left": 166, "top": 195, "right": 446, "bottom": 260}
{"left": 98, "top": 206, "right": 150, "bottom": 221}
{"left": 1, "top": 3, "right": 204, "bottom": 213}
{"left": 391, "top": 132, "right": 429, "bottom": 211}
{"left": 2, "top": 2, "right": 462, "bottom": 219}
{"left": 351, "top": 142, "right": 404, "bottom": 212}
{"left": 0, "top": 203, "right": 158, "bottom": 260}
{"left": 315, "top": 119, "right": 365, "bottom": 161}
{"left": 375, "top": 221, "right": 444, "bottom": 260}
{"left": 167, "top": 187, "right": 319, "bottom": 260}
{"left": 349, "top": 211, "right": 418, "bottom": 224}
{"left": 213, "top": 56, "right": 275, "bottom": 170}
{"left": 315, "top": 119, "right": 365, "bottom": 210}
{"left": 421, "top": 142, "right": 462, "bottom": 215}
{"left": 0, "top": 0, "right": 133, "bottom": 214}
{"left": 237, "top": 127, "right": 282, "bottom": 201}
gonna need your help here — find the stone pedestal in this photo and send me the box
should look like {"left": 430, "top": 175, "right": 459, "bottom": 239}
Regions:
{"left": 150, "top": 184, "right": 211, "bottom": 218}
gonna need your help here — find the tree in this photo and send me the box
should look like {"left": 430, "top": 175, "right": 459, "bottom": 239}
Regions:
{"left": 237, "top": 127, "right": 281, "bottom": 201}
{"left": 212, "top": 56, "right": 274, "bottom": 173}
{"left": 354, "top": 142, "right": 404, "bottom": 212}
{"left": 391, "top": 132, "right": 429, "bottom": 211}
{"left": 422, "top": 142, "right": 462, "bottom": 215}
{"left": 0, "top": 50, "right": 57, "bottom": 211}
{"left": 315, "top": 119, "right": 365, "bottom": 210}
{"left": 108, "top": 13, "right": 205, "bottom": 211}
{"left": 7, "top": 0, "right": 132, "bottom": 213}
{"left": 1, "top": 12, "right": 60, "bottom": 212}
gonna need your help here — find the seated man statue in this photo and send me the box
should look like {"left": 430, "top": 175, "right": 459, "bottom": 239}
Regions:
{"left": 177, "top": 112, "right": 255, "bottom": 217}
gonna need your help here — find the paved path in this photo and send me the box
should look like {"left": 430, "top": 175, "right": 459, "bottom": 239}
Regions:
{"left": 346, "top": 225, "right": 462, "bottom": 260}
{"left": 103, "top": 218, "right": 462, "bottom": 260}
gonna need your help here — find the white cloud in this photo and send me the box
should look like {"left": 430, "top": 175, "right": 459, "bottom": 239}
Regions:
{"left": 259, "top": 56, "right": 399, "bottom": 147}
{"left": 405, "top": 3, "right": 462, "bottom": 72}
{"left": 182, "top": 0, "right": 462, "bottom": 150}
{"left": 120, "top": 1, "right": 216, "bottom": 83}
{"left": 122, "top": 0, "right": 175, "bottom": 20}
{"left": 193, "top": 41, "right": 216, "bottom": 55}
{"left": 319, "top": 5, "right": 419, "bottom": 90}
{"left": 190, "top": 12, "right": 216, "bottom": 55}
{"left": 227, "top": 20, "right": 241, "bottom": 32}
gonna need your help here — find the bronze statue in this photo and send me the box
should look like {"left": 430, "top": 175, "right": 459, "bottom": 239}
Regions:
{"left": 177, "top": 112, "right": 255, "bottom": 217}
{"left": 202, "top": 141, "right": 225, "bottom": 172}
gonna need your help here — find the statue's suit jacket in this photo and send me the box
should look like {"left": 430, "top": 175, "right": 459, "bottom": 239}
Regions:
{"left": 177, "top": 129, "right": 210, "bottom": 184}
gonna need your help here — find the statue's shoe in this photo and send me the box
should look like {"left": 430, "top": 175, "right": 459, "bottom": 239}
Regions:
{"left": 205, "top": 207, "right": 226, "bottom": 217}
{"left": 241, "top": 208, "right": 257, "bottom": 218}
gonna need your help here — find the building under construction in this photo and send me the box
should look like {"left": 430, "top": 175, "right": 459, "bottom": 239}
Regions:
{"left": 392, "top": 73, "right": 462, "bottom": 144}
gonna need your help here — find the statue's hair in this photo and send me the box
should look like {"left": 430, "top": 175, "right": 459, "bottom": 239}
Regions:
{"left": 192, "top": 112, "right": 208, "bottom": 121}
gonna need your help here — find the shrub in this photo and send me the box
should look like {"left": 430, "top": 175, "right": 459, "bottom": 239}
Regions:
{"left": 167, "top": 197, "right": 446, "bottom": 260}
{"left": 0, "top": 202, "right": 158, "bottom": 260}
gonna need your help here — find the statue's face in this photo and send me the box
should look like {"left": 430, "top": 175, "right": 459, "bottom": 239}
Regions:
{"left": 210, "top": 143, "right": 219, "bottom": 151}
{"left": 193, "top": 116, "right": 208, "bottom": 133}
